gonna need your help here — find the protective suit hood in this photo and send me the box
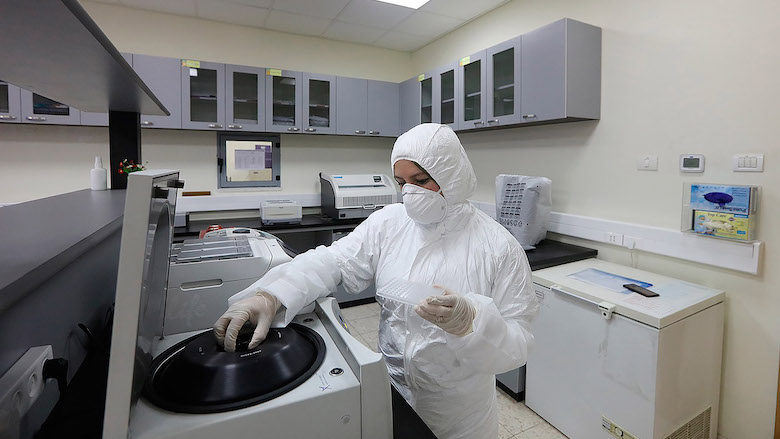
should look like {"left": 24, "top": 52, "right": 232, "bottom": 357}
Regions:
{"left": 391, "top": 124, "right": 477, "bottom": 205}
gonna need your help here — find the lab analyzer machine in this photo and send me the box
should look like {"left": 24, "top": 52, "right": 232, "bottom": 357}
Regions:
{"left": 103, "top": 170, "right": 392, "bottom": 439}
{"left": 525, "top": 259, "right": 725, "bottom": 439}
{"left": 320, "top": 173, "right": 397, "bottom": 219}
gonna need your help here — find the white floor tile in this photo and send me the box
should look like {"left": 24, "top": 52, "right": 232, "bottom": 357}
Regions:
{"left": 514, "top": 421, "right": 568, "bottom": 439}
{"left": 348, "top": 315, "right": 380, "bottom": 335}
{"left": 496, "top": 388, "right": 544, "bottom": 435}
{"left": 340, "top": 303, "right": 376, "bottom": 321}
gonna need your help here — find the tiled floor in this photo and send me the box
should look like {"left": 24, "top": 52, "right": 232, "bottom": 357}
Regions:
{"left": 341, "top": 302, "right": 568, "bottom": 439}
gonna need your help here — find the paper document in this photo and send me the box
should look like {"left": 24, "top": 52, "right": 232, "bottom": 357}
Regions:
{"left": 234, "top": 146, "right": 270, "bottom": 170}
{"left": 568, "top": 268, "right": 652, "bottom": 293}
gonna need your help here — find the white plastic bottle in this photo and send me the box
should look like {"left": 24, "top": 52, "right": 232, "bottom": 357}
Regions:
{"left": 90, "top": 156, "right": 108, "bottom": 191}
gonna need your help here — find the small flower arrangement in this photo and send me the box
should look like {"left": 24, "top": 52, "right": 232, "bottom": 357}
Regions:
{"left": 118, "top": 159, "right": 147, "bottom": 174}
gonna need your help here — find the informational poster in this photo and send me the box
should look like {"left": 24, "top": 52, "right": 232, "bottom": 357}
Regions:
{"left": 226, "top": 140, "right": 273, "bottom": 182}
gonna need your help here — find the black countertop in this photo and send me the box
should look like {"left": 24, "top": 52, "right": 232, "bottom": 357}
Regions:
{"left": 524, "top": 239, "right": 598, "bottom": 271}
{"left": 0, "top": 189, "right": 126, "bottom": 312}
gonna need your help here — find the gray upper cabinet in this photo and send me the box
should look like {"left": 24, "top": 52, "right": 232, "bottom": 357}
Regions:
{"left": 486, "top": 37, "right": 521, "bottom": 127}
{"left": 182, "top": 60, "right": 225, "bottom": 130}
{"left": 302, "top": 73, "right": 336, "bottom": 135}
{"left": 135, "top": 54, "right": 182, "bottom": 129}
{"left": 226, "top": 64, "right": 265, "bottom": 132}
{"left": 366, "top": 80, "right": 399, "bottom": 137}
{"left": 265, "top": 69, "right": 302, "bottom": 134}
{"left": 81, "top": 53, "right": 134, "bottom": 127}
{"left": 336, "top": 77, "right": 367, "bottom": 136}
{"left": 20, "top": 90, "right": 80, "bottom": 125}
{"left": 399, "top": 77, "right": 419, "bottom": 134}
{"left": 521, "top": 18, "right": 601, "bottom": 123}
{"left": 456, "top": 50, "right": 487, "bottom": 131}
{"left": 419, "top": 72, "right": 434, "bottom": 125}
{"left": 336, "top": 77, "right": 398, "bottom": 137}
{"left": 0, "top": 80, "right": 21, "bottom": 123}
{"left": 436, "top": 63, "right": 458, "bottom": 130}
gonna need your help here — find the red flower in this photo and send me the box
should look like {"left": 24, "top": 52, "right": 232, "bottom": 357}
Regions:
{"left": 118, "top": 169, "right": 123, "bottom": 174}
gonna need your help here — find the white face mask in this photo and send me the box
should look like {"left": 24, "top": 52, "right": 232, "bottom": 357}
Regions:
{"left": 402, "top": 184, "right": 447, "bottom": 224}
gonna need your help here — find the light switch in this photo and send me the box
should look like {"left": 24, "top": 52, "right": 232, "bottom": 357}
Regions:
{"left": 733, "top": 154, "right": 764, "bottom": 172}
{"left": 636, "top": 155, "right": 658, "bottom": 171}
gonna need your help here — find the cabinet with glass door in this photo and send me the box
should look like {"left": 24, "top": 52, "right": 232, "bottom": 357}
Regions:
{"left": 20, "top": 90, "right": 81, "bottom": 125}
{"left": 265, "top": 69, "right": 302, "bottom": 134}
{"left": 226, "top": 65, "right": 265, "bottom": 132}
{"left": 0, "top": 80, "right": 21, "bottom": 123}
{"left": 456, "top": 50, "right": 487, "bottom": 131}
{"left": 302, "top": 73, "right": 335, "bottom": 134}
{"left": 182, "top": 60, "right": 225, "bottom": 130}
{"left": 486, "top": 37, "right": 522, "bottom": 127}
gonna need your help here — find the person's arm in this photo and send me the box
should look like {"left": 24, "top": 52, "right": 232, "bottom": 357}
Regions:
{"left": 443, "top": 244, "right": 539, "bottom": 374}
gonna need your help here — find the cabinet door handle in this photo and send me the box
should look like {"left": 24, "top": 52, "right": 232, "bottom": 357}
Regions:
{"left": 523, "top": 114, "right": 536, "bottom": 119}
{"left": 369, "top": 130, "right": 380, "bottom": 135}
{"left": 141, "top": 121, "right": 153, "bottom": 126}
{"left": 305, "top": 128, "right": 316, "bottom": 132}
{"left": 228, "top": 124, "right": 243, "bottom": 129}
{"left": 26, "top": 116, "right": 46, "bottom": 121}
{"left": 473, "top": 121, "right": 484, "bottom": 125}
{"left": 488, "top": 119, "right": 499, "bottom": 124}
{"left": 288, "top": 127, "right": 300, "bottom": 132}
{"left": 208, "top": 123, "right": 223, "bottom": 129}
{"left": 0, "top": 115, "right": 16, "bottom": 120}
{"left": 355, "top": 130, "right": 366, "bottom": 134}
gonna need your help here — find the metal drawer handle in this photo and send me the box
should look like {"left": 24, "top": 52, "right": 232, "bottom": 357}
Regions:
{"left": 141, "top": 120, "right": 153, "bottom": 126}
{"left": 473, "top": 121, "right": 483, "bottom": 125}
{"left": 26, "top": 116, "right": 46, "bottom": 121}
{"left": 208, "top": 123, "right": 223, "bottom": 129}
{"left": 228, "top": 124, "right": 243, "bottom": 129}
{"left": 488, "top": 119, "right": 499, "bottom": 124}
{"left": 523, "top": 114, "right": 536, "bottom": 119}
{"left": 288, "top": 127, "right": 300, "bottom": 132}
{"left": 355, "top": 130, "right": 366, "bottom": 134}
{"left": 369, "top": 130, "right": 380, "bottom": 135}
{"left": 305, "top": 128, "right": 316, "bottom": 132}
{"left": 0, "top": 115, "right": 17, "bottom": 120}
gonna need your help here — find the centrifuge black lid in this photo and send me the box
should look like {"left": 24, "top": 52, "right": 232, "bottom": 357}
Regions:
{"left": 144, "top": 323, "right": 325, "bottom": 413}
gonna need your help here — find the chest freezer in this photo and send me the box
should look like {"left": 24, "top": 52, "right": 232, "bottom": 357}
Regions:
{"left": 526, "top": 259, "right": 724, "bottom": 439}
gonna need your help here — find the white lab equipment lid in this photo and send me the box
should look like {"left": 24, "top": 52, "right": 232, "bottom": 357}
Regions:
{"left": 532, "top": 259, "right": 725, "bottom": 329}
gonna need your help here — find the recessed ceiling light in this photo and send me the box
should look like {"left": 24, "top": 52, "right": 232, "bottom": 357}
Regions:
{"left": 374, "top": 0, "right": 431, "bottom": 9}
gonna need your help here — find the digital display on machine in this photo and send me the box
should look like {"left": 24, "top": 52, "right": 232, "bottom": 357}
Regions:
{"left": 683, "top": 157, "right": 700, "bottom": 168}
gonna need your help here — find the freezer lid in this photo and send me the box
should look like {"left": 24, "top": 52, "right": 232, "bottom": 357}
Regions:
{"left": 532, "top": 259, "right": 724, "bottom": 329}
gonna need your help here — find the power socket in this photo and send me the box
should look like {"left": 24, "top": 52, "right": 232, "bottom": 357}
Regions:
{"left": 605, "top": 232, "right": 624, "bottom": 246}
{"left": 0, "top": 345, "right": 53, "bottom": 433}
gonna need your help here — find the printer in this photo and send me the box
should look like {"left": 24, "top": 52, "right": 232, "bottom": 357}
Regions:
{"left": 164, "top": 228, "right": 292, "bottom": 335}
{"left": 320, "top": 173, "right": 397, "bottom": 219}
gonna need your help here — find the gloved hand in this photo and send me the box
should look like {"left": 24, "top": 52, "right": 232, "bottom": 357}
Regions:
{"left": 413, "top": 286, "right": 476, "bottom": 337}
{"left": 213, "top": 291, "right": 281, "bottom": 352}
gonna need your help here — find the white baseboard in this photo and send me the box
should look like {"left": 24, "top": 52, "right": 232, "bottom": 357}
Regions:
{"left": 470, "top": 201, "right": 763, "bottom": 275}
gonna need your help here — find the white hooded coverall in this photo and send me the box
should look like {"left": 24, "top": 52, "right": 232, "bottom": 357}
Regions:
{"left": 230, "top": 124, "right": 539, "bottom": 439}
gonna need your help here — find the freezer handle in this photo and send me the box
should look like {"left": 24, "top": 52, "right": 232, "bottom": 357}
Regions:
{"left": 550, "top": 285, "right": 600, "bottom": 307}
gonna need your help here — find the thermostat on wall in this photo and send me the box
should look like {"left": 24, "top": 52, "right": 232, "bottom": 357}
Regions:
{"left": 680, "top": 154, "right": 705, "bottom": 173}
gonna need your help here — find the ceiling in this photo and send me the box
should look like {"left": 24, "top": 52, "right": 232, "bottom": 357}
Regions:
{"left": 87, "top": 0, "right": 510, "bottom": 51}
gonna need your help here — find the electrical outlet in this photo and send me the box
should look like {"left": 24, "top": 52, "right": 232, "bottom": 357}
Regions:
{"left": 0, "top": 346, "right": 53, "bottom": 425}
{"left": 605, "top": 232, "right": 624, "bottom": 245}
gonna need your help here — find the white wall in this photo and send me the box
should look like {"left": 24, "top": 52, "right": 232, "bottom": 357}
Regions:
{"left": 413, "top": 1, "right": 779, "bottom": 437}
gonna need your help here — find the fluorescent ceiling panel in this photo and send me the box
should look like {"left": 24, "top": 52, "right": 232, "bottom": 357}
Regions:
{"left": 374, "top": 0, "right": 430, "bottom": 9}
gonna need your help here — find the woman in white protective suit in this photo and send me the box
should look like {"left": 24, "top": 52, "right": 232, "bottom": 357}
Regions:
{"left": 213, "top": 123, "right": 539, "bottom": 439}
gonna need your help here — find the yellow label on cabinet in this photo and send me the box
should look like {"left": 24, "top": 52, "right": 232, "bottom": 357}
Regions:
{"left": 182, "top": 59, "right": 200, "bottom": 68}
{"left": 459, "top": 56, "right": 471, "bottom": 66}
{"left": 417, "top": 74, "right": 425, "bottom": 82}
{"left": 266, "top": 68, "right": 282, "bottom": 76}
